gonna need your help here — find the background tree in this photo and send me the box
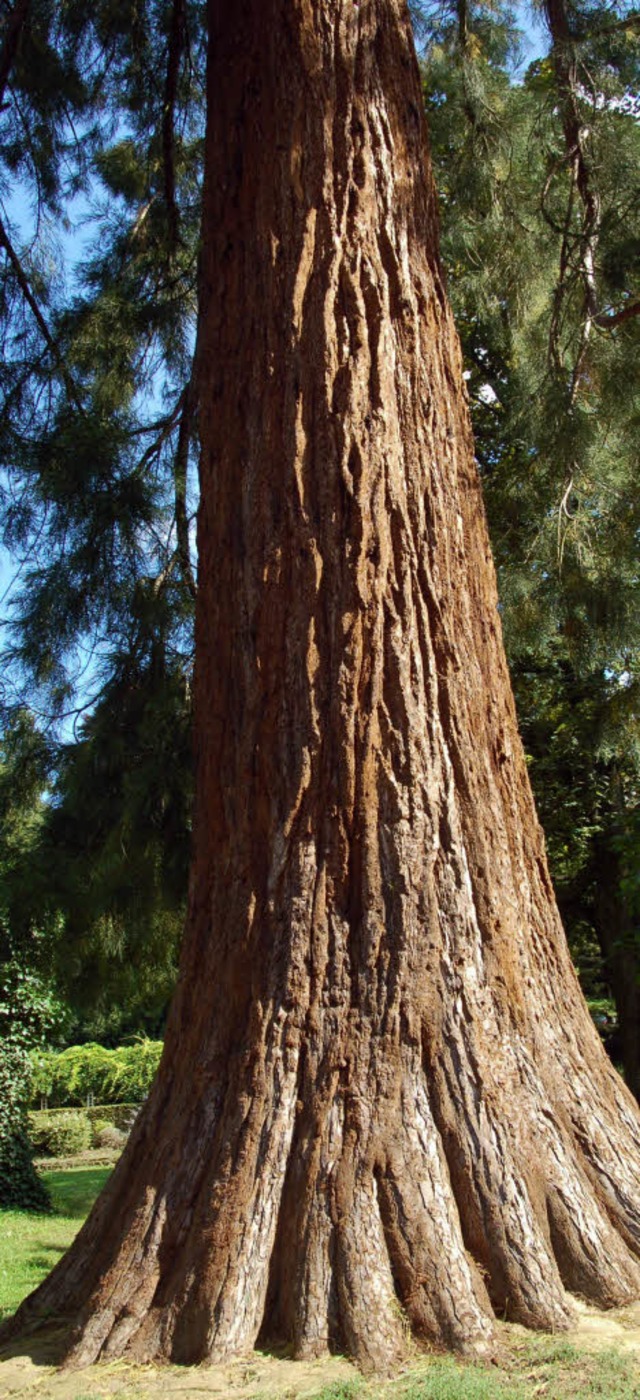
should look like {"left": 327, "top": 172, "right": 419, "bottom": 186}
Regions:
{"left": 0, "top": 709, "right": 65, "bottom": 1209}
{"left": 0, "top": 0, "right": 201, "bottom": 1039}
{"left": 44, "top": 640, "right": 192, "bottom": 1043}
{"left": 421, "top": 0, "right": 640, "bottom": 1088}
{"left": 0, "top": 0, "right": 202, "bottom": 726}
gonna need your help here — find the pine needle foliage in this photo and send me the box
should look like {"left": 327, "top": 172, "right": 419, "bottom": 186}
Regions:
{"left": 421, "top": 0, "right": 640, "bottom": 1087}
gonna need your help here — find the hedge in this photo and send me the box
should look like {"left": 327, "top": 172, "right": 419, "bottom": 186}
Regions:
{"left": 29, "top": 1039, "right": 162, "bottom": 1108}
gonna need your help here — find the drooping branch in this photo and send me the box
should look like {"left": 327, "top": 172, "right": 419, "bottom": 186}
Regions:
{"left": 162, "top": 0, "right": 187, "bottom": 256}
{"left": 0, "top": 0, "right": 31, "bottom": 110}
{"left": 0, "top": 210, "right": 85, "bottom": 414}
{"left": 133, "top": 393, "right": 184, "bottom": 473}
{"left": 173, "top": 379, "right": 196, "bottom": 600}
{"left": 542, "top": 0, "right": 639, "bottom": 397}
{"left": 542, "top": 0, "right": 640, "bottom": 393}
{"left": 546, "top": 158, "right": 578, "bottom": 375}
{"left": 129, "top": 385, "right": 197, "bottom": 598}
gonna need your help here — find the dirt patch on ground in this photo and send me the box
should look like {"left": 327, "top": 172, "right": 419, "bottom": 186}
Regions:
{"left": 567, "top": 1297, "right": 640, "bottom": 1351}
{"left": 0, "top": 1342, "right": 358, "bottom": 1400}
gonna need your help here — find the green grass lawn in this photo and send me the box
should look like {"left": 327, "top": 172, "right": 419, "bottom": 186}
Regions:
{"left": 0, "top": 1165, "right": 111, "bottom": 1322}
{"left": 308, "top": 1343, "right": 640, "bottom": 1399}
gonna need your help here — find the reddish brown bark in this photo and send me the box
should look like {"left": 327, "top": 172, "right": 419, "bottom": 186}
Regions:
{"left": 3, "top": 0, "right": 640, "bottom": 1374}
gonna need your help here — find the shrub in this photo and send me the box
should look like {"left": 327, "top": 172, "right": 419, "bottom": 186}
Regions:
{"left": 30, "top": 1038, "right": 162, "bottom": 1108}
{"left": 89, "top": 1117, "right": 112, "bottom": 1146}
{"left": 0, "top": 1045, "right": 51, "bottom": 1210}
{"left": 94, "top": 1125, "right": 126, "bottom": 1151}
{"left": 0, "top": 962, "right": 63, "bottom": 1211}
{"left": 30, "top": 1110, "right": 92, "bottom": 1158}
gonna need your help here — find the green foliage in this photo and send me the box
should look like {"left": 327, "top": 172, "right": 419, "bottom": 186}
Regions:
{"left": 89, "top": 1117, "right": 111, "bottom": 1145}
{"left": 0, "top": 958, "right": 68, "bottom": 1211}
{"left": 0, "top": 3, "right": 199, "bottom": 1040}
{"left": 0, "top": 1, "right": 204, "bottom": 726}
{"left": 43, "top": 655, "right": 191, "bottom": 1038}
{"left": 0, "top": 1080, "right": 49, "bottom": 1211}
{"left": 0, "top": 711, "right": 59, "bottom": 966}
{"left": 29, "top": 1109, "right": 91, "bottom": 1158}
{"left": 0, "top": 712, "right": 70, "bottom": 1206}
{"left": 422, "top": 0, "right": 640, "bottom": 671}
{"left": 29, "top": 1102, "right": 136, "bottom": 1151}
{"left": 92, "top": 1123, "right": 126, "bottom": 1152}
{"left": 421, "top": 0, "right": 640, "bottom": 1064}
{"left": 30, "top": 1038, "right": 162, "bottom": 1107}
{"left": 0, "top": 677, "right": 188, "bottom": 1045}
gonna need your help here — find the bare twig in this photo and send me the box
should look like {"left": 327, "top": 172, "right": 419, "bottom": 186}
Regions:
{"left": 557, "top": 472, "right": 575, "bottom": 568}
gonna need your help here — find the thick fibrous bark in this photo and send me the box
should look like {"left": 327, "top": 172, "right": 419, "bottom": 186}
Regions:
{"left": 3, "top": 0, "right": 640, "bottom": 1373}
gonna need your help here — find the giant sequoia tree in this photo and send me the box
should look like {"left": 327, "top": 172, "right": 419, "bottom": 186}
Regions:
{"left": 3, "top": 0, "right": 640, "bottom": 1373}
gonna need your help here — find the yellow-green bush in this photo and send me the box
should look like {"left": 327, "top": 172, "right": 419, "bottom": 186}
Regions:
{"left": 30, "top": 1039, "right": 162, "bottom": 1107}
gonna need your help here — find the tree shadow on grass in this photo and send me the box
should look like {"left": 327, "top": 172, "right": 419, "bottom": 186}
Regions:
{"left": 44, "top": 1167, "right": 112, "bottom": 1220}
{"left": 29, "top": 1244, "right": 68, "bottom": 1269}
{"left": 0, "top": 1320, "right": 72, "bottom": 1366}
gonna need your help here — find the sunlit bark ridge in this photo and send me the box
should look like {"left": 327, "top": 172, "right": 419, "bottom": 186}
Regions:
{"left": 3, "top": 0, "right": 640, "bottom": 1372}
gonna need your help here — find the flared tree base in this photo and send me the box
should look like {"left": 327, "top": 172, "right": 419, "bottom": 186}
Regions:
{"left": 3, "top": 956, "right": 640, "bottom": 1376}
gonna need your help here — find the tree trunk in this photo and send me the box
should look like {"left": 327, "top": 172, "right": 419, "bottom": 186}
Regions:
{"left": 3, "top": 0, "right": 640, "bottom": 1373}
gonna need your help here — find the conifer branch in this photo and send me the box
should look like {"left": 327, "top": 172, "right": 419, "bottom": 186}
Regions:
{"left": 162, "top": 0, "right": 187, "bottom": 256}
{"left": 594, "top": 301, "right": 640, "bottom": 330}
{"left": 131, "top": 386, "right": 198, "bottom": 602}
{"left": 547, "top": 162, "right": 577, "bottom": 373}
{"left": 544, "top": 0, "right": 603, "bottom": 398}
{"left": 0, "top": 0, "right": 30, "bottom": 110}
{"left": 0, "top": 210, "right": 84, "bottom": 414}
{"left": 174, "top": 380, "right": 197, "bottom": 600}
{"left": 575, "top": 11, "right": 640, "bottom": 39}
